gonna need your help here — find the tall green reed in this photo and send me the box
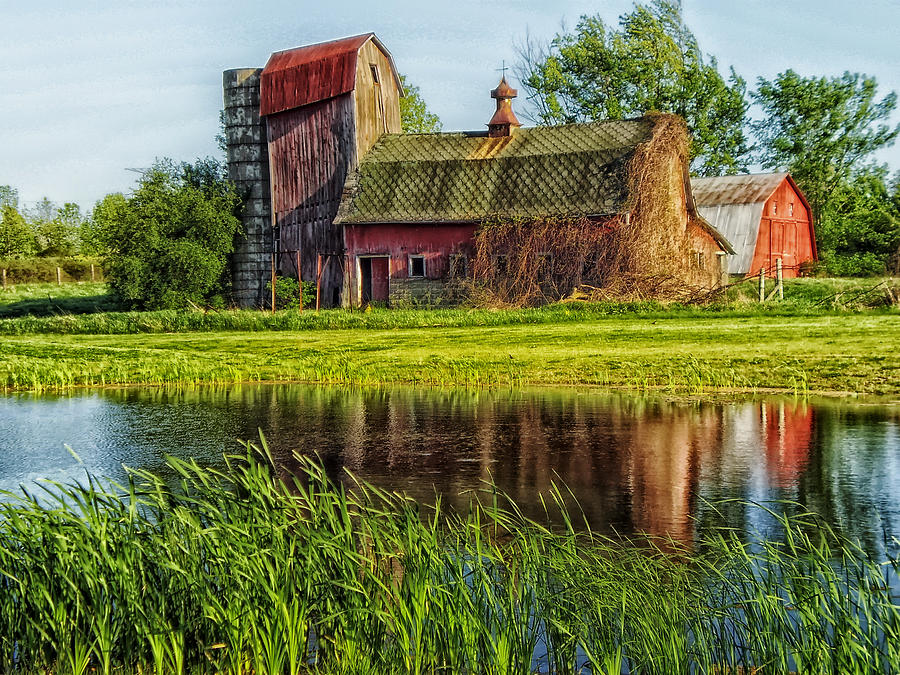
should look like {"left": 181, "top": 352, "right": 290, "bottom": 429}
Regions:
{"left": 0, "top": 441, "right": 897, "bottom": 674}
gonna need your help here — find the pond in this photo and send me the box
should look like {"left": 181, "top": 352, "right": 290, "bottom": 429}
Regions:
{"left": 1, "top": 384, "right": 898, "bottom": 553}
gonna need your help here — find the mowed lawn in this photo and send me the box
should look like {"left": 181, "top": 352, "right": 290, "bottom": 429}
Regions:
{"left": 2, "top": 313, "right": 898, "bottom": 395}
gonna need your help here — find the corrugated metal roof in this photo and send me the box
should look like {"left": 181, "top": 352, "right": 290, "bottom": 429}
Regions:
{"left": 335, "top": 118, "right": 654, "bottom": 224}
{"left": 260, "top": 33, "right": 402, "bottom": 117}
{"left": 697, "top": 203, "right": 765, "bottom": 273}
{"left": 691, "top": 172, "right": 788, "bottom": 206}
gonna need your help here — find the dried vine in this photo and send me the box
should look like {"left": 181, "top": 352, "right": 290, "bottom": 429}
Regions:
{"left": 470, "top": 113, "right": 718, "bottom": 306}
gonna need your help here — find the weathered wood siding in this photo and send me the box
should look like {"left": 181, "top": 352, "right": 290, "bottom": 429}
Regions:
{"left": 664, "top": 152, "right": 725, "bottom": 288}
{"left": 353, "top": 39, "right": 402, "bottom": 162}
{"left": 749, "top": 178, "right": 816, "bottom": 278}
{"left": 344, "top": 222, "right": 476, "bottom": 306}
{"left": 266, "top": 94, "right": 357, "bottom": 306}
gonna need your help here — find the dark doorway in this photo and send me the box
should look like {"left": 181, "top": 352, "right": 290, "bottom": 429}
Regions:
{"left": 361, "top": 258, "right": 373, "bottom": 304}
{"left": 360, "top": 256, "right": 390, "bottom": 305}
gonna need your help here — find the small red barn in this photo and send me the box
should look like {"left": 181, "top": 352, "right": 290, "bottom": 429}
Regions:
{"left": 691, "top": 173, "right": 816, "bottom": 278}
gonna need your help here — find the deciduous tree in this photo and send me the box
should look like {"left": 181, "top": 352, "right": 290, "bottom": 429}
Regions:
{"left": 0, "top": 204, "right": 34, "bottom": 258}
{"left": 752, "top": 70, "right": 899, "bottom": 220}
{"left": 95, "top": 158, "right": 242, "bottom": 309}
{"left": 816, "top": 167, "right": 900, "bottom": 275}
{"left": 399, "top": 75, "right": 442, "bottom": 133}
{"left": 517, "top": 1, "right": 749, "bottom": 175}
{"left": 0, "top": 185, "right": 18, "bottom": 210}
{"left": 37, "top": 202, "right": 83, "bottom": 256}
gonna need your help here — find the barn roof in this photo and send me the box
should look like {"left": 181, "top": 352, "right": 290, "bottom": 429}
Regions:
{"left": 260, "top": 33, "right": 401, "bottom": 116}
{"left": 691, "top": 172, "right": 789, "bottom": 206}
{"left": 335, "top": 118, "right": 654, "bottom": 224}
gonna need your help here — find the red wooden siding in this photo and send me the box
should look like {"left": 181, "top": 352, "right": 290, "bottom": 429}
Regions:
{"left": 748, "top": 177, "right": 816, "bottom": 278}
{"left": 369, "top": 257, "right": 390, "bottom": 302}
{"left": 266, "top": 94, "right": 356, "bottom": 304}
{"left": 345, "top": 223, "right": 477, "bottom": 305}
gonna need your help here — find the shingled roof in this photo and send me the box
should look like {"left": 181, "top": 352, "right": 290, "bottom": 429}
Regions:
{"left": 335, "top": 118, "right": 655, "bottom": 224}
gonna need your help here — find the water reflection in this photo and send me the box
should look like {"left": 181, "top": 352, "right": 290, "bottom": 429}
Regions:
{"left": 0, "top": 386, "right": 897, "bottom": 551}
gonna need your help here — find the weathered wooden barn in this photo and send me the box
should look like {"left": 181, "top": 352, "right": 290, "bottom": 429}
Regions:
{"left": 223, "top": 33, "right": 732, "bottom": 308}
{"left": 223, "top": 33, "right": 402, "bottom": 307}
{"left": 691, "top": 173, "right": 816, "bottom": 278}
{"left": 335, "top": 85, "right": 732, "bottom": 306}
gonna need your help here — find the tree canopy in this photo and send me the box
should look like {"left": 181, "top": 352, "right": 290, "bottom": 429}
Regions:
{"left": 0, "top": 205, "right": 33, "bottom": 259}
{"left": 399, "top": 75, "right": 442, "bottom": 134}
{"left": 94, "top": 158, "right": 242, "bottom": 309}
{"left": 752, "top": 70, "right": 900, "bottom": 218}
{"left": 0, "top": 186, "right": 18, "bottom": 210}
{"left": 517, "top": 0, "right": 749, "bottom": 176}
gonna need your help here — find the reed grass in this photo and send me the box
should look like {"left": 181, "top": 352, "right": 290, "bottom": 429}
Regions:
{"left": 1, "top": 442, "right": 898, "bottom": 674}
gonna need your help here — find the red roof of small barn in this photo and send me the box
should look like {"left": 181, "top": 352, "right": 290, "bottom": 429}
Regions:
{"left": 260, "top": 33, "right": 372, "bottom": 117}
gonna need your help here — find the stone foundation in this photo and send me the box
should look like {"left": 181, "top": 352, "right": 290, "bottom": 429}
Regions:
{"left": 389, "top": 277, "right": 447, "bottom": 306}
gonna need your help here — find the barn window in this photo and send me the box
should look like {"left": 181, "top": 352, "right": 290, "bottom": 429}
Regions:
{"left": 772, "top": 201, "right": 777, "bottom": 216}
{"left": 449, "top": 254, "right": 468, "bottom": 278}
{"left": 694, "top": 251, "right": 705, "bottom": 270}
{"left": 789, "top": 202, "right": 794, "bottom": 217}
{"left": 409, "top": 255, "right": 426, "bottom": 278}
{"left": 371, "top": 64, "right": 387, "bottom": 132}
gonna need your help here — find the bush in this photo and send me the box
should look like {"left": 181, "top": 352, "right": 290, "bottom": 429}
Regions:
{"left": 0, "top": 256, "right": 104, "bottom": 283}
{"left": 265, "top": 276, "right": 315, "bottom": 309}
{"left": 94, "top": 158, "right": 241, "bottom": 310}
{"left": 821, "top": 252, "right": 887, "bottom": 277}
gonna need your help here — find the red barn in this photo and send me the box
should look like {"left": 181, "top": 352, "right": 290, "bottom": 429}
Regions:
{"left": 260, "top": 33, "right": 403, "bottom": 306}
{"left": 691, "top": 173, "right": 816, "bottom": 278}
{"left": 335, "top": 83, "right": 732, "bottom": 306}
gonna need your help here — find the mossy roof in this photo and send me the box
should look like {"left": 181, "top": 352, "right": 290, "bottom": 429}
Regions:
{"left": 335, "top": 118, "right": 654, "bottom": 224}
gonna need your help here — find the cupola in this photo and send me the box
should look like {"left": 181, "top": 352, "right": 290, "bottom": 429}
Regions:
{"left": 487, "top": 76, "right": 522, "bottom": 138}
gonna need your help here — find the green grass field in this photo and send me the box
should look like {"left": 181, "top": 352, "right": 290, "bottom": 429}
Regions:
{"left": 0, "top": 281, "right": 116, "bottom": 318}
{"left": 2, "top": 279, "right": 897, "bottom": 394}
{"left": 2, "top": 314, "right": 898, "bottom": 395}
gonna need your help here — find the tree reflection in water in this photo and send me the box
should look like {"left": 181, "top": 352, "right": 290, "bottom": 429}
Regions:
{"left": 1, "top": 386, "right": 897, "bottom": 554}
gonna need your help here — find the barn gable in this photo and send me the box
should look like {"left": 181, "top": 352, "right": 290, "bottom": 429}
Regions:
{"left": 259, "top": 33, "right": 402, "bottom": 116}
{"left": 692, "top": 173, "right": 815, "bottom": 276}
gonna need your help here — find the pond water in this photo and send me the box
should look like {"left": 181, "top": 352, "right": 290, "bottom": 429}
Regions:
{"left": 1, "top": 385, "right": 898, "bottom": 553}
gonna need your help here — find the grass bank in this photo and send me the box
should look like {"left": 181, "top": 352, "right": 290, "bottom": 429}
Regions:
{"left": 1, "top": 445, "right": 897, "bottom": 674}
{"left": 1, "top": 314, "right": 898, "bottom": 394}
{"left": 0, "top": 277, "right": 898, "bottom": 333}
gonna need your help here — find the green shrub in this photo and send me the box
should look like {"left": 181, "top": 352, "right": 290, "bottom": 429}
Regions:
{"left": 0, "top": 256, "right": 104, "bottom": 283}
{"left": 94, "top": 158, "right": 241, "bottom": 310}
{"left": 822, "top": 252, "right": 887, "bottom": 277}
{"left": 265, "top": 276, "right": 315, "bottom": 309}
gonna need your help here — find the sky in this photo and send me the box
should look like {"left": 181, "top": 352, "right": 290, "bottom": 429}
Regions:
{"left": 1, "top": 0, "right": 899, "bottom": 211}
